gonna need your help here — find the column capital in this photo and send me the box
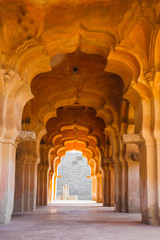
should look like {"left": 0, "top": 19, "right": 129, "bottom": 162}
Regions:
{"left": 0, "top": 138, "right": 16, "bottom": 146}
{"left": 16, "top": 131, "right": 36, "bottom": 143}
{"left": 121, "top": 134, "right": 143, "bottom": 145}
{"left": 0, "top": 68, "right": 21, "bottom": 94}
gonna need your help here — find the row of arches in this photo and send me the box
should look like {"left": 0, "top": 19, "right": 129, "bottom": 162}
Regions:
{"left": 0, "top": 0, "right": 160, "bottom": 226}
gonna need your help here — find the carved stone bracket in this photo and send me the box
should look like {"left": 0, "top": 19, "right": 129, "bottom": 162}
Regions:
{"left": 16, "top": 131, "right": 36, "bottom": 142}
{"left": 121, "top": 134, "right": 143, "bottom": 145}
{"left": 121, "top": 134, "right": 144, "bottom": 162}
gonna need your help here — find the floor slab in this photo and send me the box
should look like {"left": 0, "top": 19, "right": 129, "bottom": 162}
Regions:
{"left": 0, "top": 201, "right": 160, "bottom": 240}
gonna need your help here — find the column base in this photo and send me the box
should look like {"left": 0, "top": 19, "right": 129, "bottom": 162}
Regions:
{"left": 0, "top": 142, "right": 16, "bottom": 224}
{"left": 142, "top": 208, "right": 160, "bottom": 225}
{"left": 0, "top": 190, "right": 14, "bottom": 224}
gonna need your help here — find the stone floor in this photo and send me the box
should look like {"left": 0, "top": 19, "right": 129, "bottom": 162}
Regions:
{"left": 0, "top": 201, "right": 160, "bottom": 240}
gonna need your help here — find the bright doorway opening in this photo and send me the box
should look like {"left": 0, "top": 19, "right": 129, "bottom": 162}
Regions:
{"left": 56, "top": 151, "right": 92, "bottom": 201}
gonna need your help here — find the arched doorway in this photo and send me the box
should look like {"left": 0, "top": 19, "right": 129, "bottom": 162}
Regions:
{"left": 56, "top": 151, "right": 92, "bottom": 201}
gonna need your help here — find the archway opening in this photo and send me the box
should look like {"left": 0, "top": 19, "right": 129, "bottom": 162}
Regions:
{"left": 55, "top": 150, "right": 92, "bottom": 201}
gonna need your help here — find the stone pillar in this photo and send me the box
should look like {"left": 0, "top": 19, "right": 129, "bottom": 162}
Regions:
{"left": 102, "top": 158, "right": 112, "bottom": 206}
{"left": 120, "top": 146, "right": 128, "bottom": 213}
{"left": 105, "top": 166, "right": 111, "bottom": 206}
{"left": 14, "top": 135, "right": 37, "bottom": 212}
{"left": 114, "top": 162, "right": 122, "bottom": 212}
{"left": 104, "top": 126, "right": 122, "bottom": 211}
{"left": 122, "top": 141, "right": 140, "bottom": 213}
{"left": 53, "top": 173, "right": 57, "bottom": 200}
{"left": 96, "top": 174, "right": 101, "bottom": 203}
{"left": 0, "top": 141, "right": 16, "bottom": 223}
{"left": 0, "top": 98, "right": 31, "bottom": 223}
{"left": 122, "top": 134, "right": 145, "bottom": 214}
{"left": 99, "top": 173, "right": 103, "bottom": 203}
{"left": 102, "top": 168, "right": 107, "bottom": 206}
{"left": 0, "top": 69, "right": 33, "bottom": 223}
{"left": 37, "top": 165, "right": 41, "bottom": 206}
{"left": 102, "top": 139, "right": 110, "bottom": 206}
{"left": 37, "top": 143, "right": 50, "bottom": 206}
{"left": 96, "top": 175, "right": 99, "bottom": 202}
{"left": 153, "top": 73, "right": 160, "bottom": 223}
{"left": 109, "top": 164, "right": 115, "bottom": 206}
{"left": 127, "top": 160, "right": 140, "bottom": 212}
{"left": 103, "top": 165, "right": 111, "bottom": 207}
{"left": 48, "top": 171, "right": 53, "bottom": 203}
{"left": 92, "top": 176, "right": 97, "bottom": 201}
{"left": 120, "top": 122, "right": 128, "bottom": 213}
{"left": 43, "top": 168, "right": 49, "bottom": 205}
{"left": 37, "top": 166, "right": 49, "bottom": 206}
{"left": 139, "top": 99, "right": 159, "bottom": 225}
{"left": 121, "top": 162, "right": 128, "bottom": 212}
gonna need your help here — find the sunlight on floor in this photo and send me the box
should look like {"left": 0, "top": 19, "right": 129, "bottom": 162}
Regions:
{"left": 50, "top": 200, "right": 103, "bottom": 206}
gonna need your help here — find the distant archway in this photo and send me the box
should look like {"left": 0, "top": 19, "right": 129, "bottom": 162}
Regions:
{"left": 55, "top": 151, "right": 92, "bottom": 201}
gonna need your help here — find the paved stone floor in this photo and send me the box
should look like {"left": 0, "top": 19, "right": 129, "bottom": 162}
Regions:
{"left": 0, "top": 201, "right": 160, "bottom": 240}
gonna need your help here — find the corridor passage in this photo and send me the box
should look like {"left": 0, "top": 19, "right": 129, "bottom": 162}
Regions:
{"left": 0, "top": 202, "right": 159, "bottom": 240}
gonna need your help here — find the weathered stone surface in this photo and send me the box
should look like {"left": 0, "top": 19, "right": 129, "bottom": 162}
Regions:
{"left": 0, "top": 0, "right": 160, "bottom": 227}
{"left": 14, "top": 141, "right": 37, "bottom": 213}
{"left": 121, "top": 134, "right": 143, "bottom": 144}
{"left": 0, "top": 142, "right": 16, "bottom": 224}
{"left": 16, "top": 131, "right": 36, "bottom": 142}
{"left": 2, "top": 203, "right": 160, "bottom": 240}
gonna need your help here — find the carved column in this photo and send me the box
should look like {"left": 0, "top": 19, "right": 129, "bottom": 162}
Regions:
{"left": 53, "top": 173, "right": 57, "bottom": 200}
{"left": 0, "top": 95, "right": 18, "bottom": 223}
{"left": 14, "top": 131, "right": 37, "bottom": 212}
{"left": 37, "top": 166, "right": 49, "bottom": 206}
{"left": 114, "top": 162, "right": 122, "bottom": 212}
{"left": 120, "top": 122, "right": 128, "bottom": 213}
{"left": 102, "top": 158, "right": 112, "bottom": 206}
{"left": 48, "top": 171, "right": 54, "bottom": 203}
{"left": 104, "top": 126, "right": 122, "bottom": 211}
{"left": 0, "top": 139, "right": 16, "bottom": 223}
{"left": 92, "top": 175, "right": 97, "bottom": 201}
{"left": 0, "top": 69, "right": 33, "bottom": 223}
{"left": 139, "top": 99, "right": 158, "bottom": 225}
{"left": 102, "top": 166, "right": 107, "bottom": 206}
{"left": 96, "top": 174, "right": 99, "bottom": 202}
{"left": 122, "top": 134, "right": 142, "bottom": 213}
{"left": 127, "top": 159, "right": 140, "bottom": 213}
{"left": 37, "top": 144, "right": 49, "bottom": 206}
{"left": 96, "top": 173, "right": 101, "bottom": 203}
{"left": 153, "top": 72, "right": 160, "bottom": 223}
{"left": 99, "top": 173, "right": 103, "bottom": 203}
{"left": 109, "top": 164, "right": 115, "bottom": 206}
{"left": 121, "top": 161, "right": 128, "bottom": 212}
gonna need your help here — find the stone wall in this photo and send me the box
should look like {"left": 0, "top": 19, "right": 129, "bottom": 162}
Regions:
{"left": 56, "top": 151, "right": 92, "bottom": 200}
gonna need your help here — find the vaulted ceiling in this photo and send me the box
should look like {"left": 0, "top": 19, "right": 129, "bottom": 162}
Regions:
{"left": 6, "top": 0, "right": 158, "bottom": 169}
